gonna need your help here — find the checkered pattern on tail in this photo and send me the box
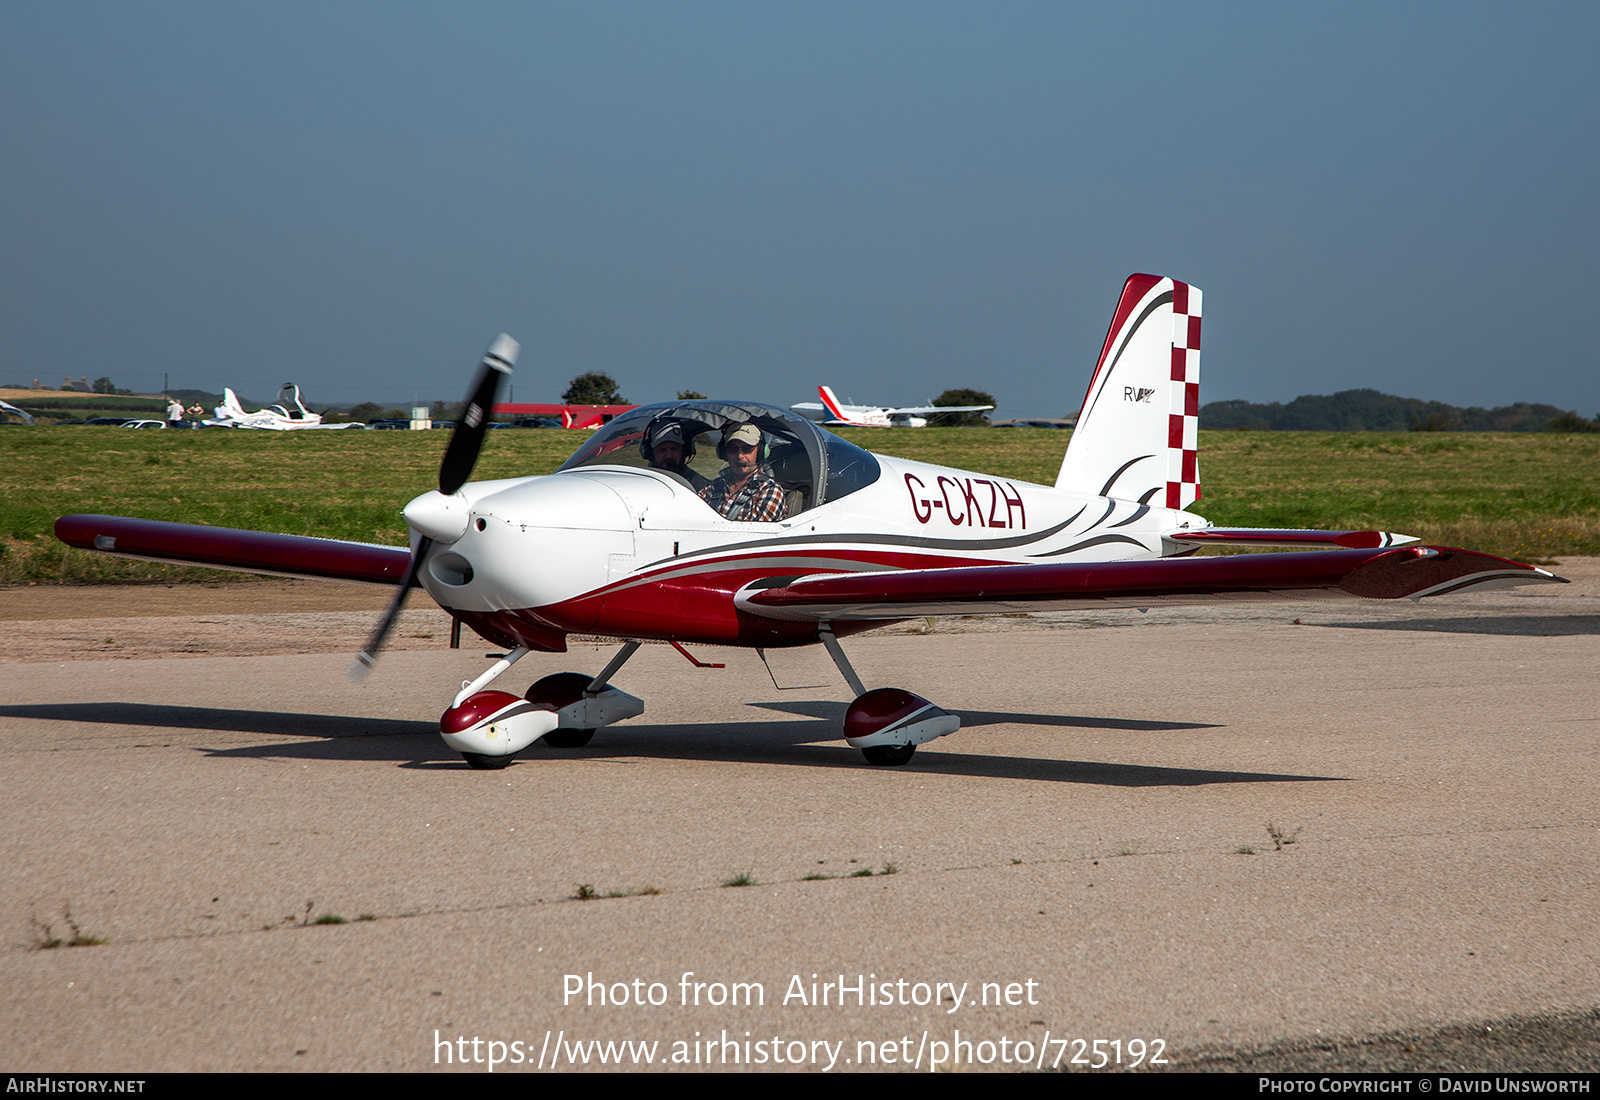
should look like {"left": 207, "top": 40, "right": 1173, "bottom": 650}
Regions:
{"left": 1165, "top": 282, "right": 1202, "bottom": 509}
{"left": 1056, "top": 274, "right": 1205, "bottom": 510}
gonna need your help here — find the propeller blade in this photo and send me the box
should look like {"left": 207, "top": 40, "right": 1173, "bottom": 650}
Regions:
{"left": 349, "top": 536, "right": 432, "bottom": 680}
{"left": 351, "top": 333, "right": 518, "bottom": 679}
{"left": 439, "top": 334, "right": 519, "bottom": 496}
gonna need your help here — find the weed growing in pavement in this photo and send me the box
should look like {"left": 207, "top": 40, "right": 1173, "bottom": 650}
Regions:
{"left": 1265, "top": 823, "right": 1302, "bottom": 851}
{"left": 29, "top": 916, "right": 63, "bottom": 950}
{"left": 30, "top": 904, "right": 104, "bottom": 949}
{"left": 571, "top": 884, "right": 661, "bottom": 900}
{"left": 722, "top": 871, "right": 756, "bottom": 888}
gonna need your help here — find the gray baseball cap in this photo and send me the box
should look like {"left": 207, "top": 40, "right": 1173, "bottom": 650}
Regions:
{"left": 649, "top": 421, "right": 685, "bottom": 447}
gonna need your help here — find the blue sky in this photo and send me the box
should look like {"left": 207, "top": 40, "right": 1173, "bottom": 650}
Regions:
{"left": 3, "top": 2, "right": 1596, "bottom": 418}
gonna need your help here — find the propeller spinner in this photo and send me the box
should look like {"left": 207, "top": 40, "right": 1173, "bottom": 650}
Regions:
{"left": 349, "top": 334, "right": 519, "bottom": 679}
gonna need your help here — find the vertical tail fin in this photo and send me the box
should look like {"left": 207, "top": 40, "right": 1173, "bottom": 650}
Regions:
{"left": 1055, "top": 274, "right": 1201, "bottom": 508}
{"left": 818, "top": 386, "right": 850, "bottom": 422}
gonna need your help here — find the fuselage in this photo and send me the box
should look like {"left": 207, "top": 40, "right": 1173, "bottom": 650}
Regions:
{"left": 415, "top": 452, "right": 1204, "bottom": 652}
{"left": 206, "top": 407, "right": 326, "bottom": 430}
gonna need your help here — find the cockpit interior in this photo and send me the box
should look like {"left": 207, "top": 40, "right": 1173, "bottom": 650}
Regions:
{"left": 558, "top": 400, "right": 881, "bottom": 519}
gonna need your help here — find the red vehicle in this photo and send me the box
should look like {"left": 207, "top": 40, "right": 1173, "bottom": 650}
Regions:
{"left": 493, "top": 403, "right": 636, "bottom": 429}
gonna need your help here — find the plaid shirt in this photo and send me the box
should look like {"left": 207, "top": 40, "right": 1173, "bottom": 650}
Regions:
{"left": 699, "top": 466, "right": 787, "bottom": 522}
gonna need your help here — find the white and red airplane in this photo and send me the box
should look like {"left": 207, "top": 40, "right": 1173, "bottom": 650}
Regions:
{"left": 56, "top": 275, "right": 1564, "bottom": 769}
{"left": 204, "top": 383, "right": 357, "bottom": 430}
{"left": 790, "top": 385, "right": 994, "bottom": 428}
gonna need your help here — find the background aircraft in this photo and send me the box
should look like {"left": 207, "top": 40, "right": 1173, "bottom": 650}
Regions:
{"left": 790, "top": 385, "right": 994, "bottom": 427}
{"left": 56, "top": 275, "right": 1562, "bottom": 770}
{"left": 204, "top": 383, "right": 356, "bottom": 429}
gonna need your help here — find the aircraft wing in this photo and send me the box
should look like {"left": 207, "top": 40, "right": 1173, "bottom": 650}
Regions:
{"left": 55, "top": 515, "right": 417, "bottom": 586}
{"left": 737, "top": 546, "right": 1564, "bottom": 620}
{"left": 0, "top": 399, "right": 36, "bottom": 425}
{"left": 881, "top": 404, "right": 995, "bottom": 416}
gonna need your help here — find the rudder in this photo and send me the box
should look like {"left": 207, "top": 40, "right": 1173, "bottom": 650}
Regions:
{"left": 1055, "top": 274, "right": 1201, "bottom": 508}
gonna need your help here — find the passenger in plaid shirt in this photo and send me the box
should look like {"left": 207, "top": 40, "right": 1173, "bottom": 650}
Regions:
{"left": 699, "top": 422, "right": 788, "bottom": 522}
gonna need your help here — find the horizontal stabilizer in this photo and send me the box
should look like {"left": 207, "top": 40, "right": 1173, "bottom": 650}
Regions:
{"left": 55, "top": 514, "right": 417, "bottom": 586}
{"left": 737, "top": 546, "right": 1563, "bottom": 621}
{"left": 1165, "top": 528, "right": 1419, "bottom": 549}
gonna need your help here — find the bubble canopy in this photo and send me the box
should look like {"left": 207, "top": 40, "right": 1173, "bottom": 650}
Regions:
{"left": 558, "top": 400, "right": 881, "bottom": 513}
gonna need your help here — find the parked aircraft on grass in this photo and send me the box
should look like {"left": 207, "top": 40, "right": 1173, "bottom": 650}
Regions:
{"left": 57, "top": 274, "right": 1563, "bottom": 770}
{"left": 790, "top": 386, "right": 994, "bottom": 428}
{"left": 204, "top": 383, "right": 357, "bottom": 430}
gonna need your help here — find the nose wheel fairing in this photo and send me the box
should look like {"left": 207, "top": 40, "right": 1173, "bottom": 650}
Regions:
{"left": 439, "top": 690, "right": 560, "bottom": 758}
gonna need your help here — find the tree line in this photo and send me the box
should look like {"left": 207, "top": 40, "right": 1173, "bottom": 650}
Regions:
{"left": 1201, "top": 389, "right": 1600, "bottom": 433}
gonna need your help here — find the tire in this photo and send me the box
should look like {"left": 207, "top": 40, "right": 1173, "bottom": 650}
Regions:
{"left": 861, "top": 744, "right": 915, "bottom": 766}
{"left": 543, "top": 728, "right": 595, "bottom": 748}
{"left": 462, "top": 751, "right": 516, "bottom": 770}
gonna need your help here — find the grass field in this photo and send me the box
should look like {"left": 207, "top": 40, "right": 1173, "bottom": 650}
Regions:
{"left": 2, "top": 426, "right": 1597, "bottom": 584}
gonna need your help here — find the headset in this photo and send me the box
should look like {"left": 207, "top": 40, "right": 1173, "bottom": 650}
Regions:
{"left": 714, "top": 421, "right": 771, "bottom": 463}
{"left": 638, "top": 416, "right": 699, "bottom": 465}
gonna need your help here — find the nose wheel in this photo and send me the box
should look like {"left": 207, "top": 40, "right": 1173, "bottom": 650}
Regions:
{"left": 461, "top": 751, "right": 517, "bottom": 770}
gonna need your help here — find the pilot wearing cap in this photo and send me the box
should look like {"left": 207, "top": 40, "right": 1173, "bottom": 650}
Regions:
{"left": 643, "top": 418, "right": 709, "bottom": 490}
{"left": 699, "top": 422, "right": 787, "bottom": 522}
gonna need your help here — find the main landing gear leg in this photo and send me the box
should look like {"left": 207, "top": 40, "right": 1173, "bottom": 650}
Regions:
{"left": 818, "top": 626, "right": 960, "bottom": 766}
{"left": 526, "top": 640, "right": 646, "bottom": 748}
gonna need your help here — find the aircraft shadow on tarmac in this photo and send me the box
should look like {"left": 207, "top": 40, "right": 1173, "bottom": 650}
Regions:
{"left": 747, "top": 699, "right": 1221, "bottom": 731}
{"left": 0, "top": 700, "right": 1342, "bottom": 787}
{"left": 1318, "top": 615, "right": 1600, "bottom": 636}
